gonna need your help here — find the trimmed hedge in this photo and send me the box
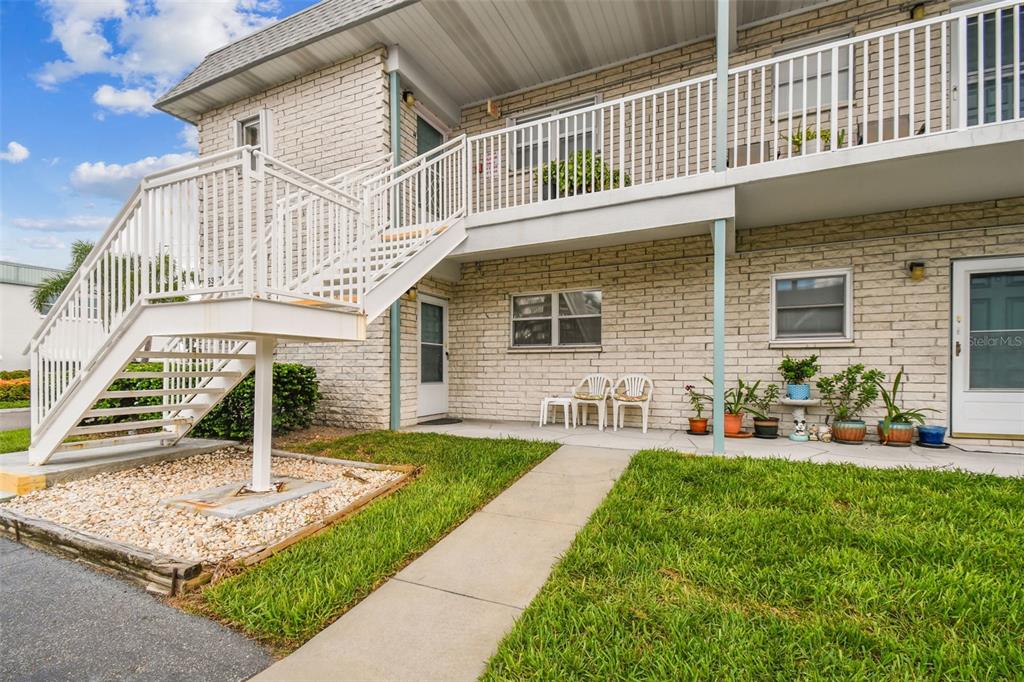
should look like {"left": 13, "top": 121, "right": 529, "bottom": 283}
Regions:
{"left": 0, "top": 370, "right": 29, "bottom": 380}
{"left": 0, "top": 378, "right": 30, "bottom": 402}
{"left": 191, "top": 363, "right": 320, "bottom": 440}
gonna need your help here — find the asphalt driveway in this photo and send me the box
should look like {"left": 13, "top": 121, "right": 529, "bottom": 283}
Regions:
{"left": 0, "top": 538, "right": 271, "bottom": 681}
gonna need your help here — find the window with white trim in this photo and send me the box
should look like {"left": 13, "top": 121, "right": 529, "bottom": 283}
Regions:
{"left": 511, "top": 290, "right": 602, "bottom": 347}
{"left": 508, "top": 98, "right": 600, "bottom": 170}
{"left": 770, "top": 269, "right": 853, "bottom": 343}
{"left": 234, "top": 109, "right": 273, "bottom": 155}
{"left": 774, "top": 30, "right": 853, "bottom": 113}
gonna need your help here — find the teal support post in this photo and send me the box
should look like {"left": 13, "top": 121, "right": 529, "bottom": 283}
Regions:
{"left": 712, "top": 0, "right": 729, "bottom": 455}
{"left": 389, "top": 69, "right": 402, "bottom": 431}
{"left": 712, "top": 219, "right": 727, "bottom": 455}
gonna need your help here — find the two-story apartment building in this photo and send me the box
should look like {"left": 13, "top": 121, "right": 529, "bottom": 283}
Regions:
{"left": 25, "top": 0, "right": 1023, "bottom": 471}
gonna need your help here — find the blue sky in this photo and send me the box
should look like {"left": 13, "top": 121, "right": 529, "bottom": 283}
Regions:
{"left": 0, "top": 0, "right": 314, "bottom": 269}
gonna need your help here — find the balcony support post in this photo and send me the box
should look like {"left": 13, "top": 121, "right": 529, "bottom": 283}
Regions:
{"left": 388, "top": 66, "right": 402, "bottom": 431}
{"left": 250, "top": 336, "right": 276, "bottom": 492}
{"left": 712, "top": 0, "right": 730, "bottom": 455}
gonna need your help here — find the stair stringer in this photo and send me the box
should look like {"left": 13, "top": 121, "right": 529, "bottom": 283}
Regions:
{"left": 362, "top": 219, "right": 467, "bottom": 323}
{"left": 29, "top": 297, "right": 368, "bottom": 465}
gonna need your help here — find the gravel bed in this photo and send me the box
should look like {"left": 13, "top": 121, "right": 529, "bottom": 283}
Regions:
{"left": 2, "top": 448, "right": 403, "bottom": 564}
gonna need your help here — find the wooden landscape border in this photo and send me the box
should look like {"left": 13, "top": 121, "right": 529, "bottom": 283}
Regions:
{"left": 0, "top": 450, "right": 419, "bottom": 596}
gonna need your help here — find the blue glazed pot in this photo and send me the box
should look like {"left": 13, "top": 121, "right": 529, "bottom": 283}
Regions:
{"left": 917, "top": 425, "right": 947, "bottom": 446}
{"left": 786, "top": 383, "right": 811, "bottom": 400}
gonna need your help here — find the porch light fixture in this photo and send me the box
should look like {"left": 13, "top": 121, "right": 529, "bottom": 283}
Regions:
{"left": 908, "top": 261, "right": 926, "bottom": 281}
{"left": 909, "top": 3, "right": 925, "bottom": 20}
{"left": 406, "top": 286, "right": 418, "bottom": 301}
{"left": 486, "top": 99, "right": 501, "bottom": 118}
{"left": 402, "top": 90, "right": 415, "bottom": 106}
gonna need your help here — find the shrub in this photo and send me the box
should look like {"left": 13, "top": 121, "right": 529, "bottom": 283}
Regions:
{"left": 0, "top": 370, "right": 29, "bottom": 380}
{"left": 0, "top": 378, "right": 30, "bottom": 402}
{"left": 192, "top": 363, "right": 320, "bottom": 440}
{"left": 815, "top": 364, "right": 885, "bottom": 422}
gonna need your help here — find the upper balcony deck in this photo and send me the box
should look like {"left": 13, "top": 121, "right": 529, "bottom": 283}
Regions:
{"left": 428, "top": 0, "right": 1024, "bottom": 260}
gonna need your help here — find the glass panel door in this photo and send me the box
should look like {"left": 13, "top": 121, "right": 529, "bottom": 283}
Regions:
{"left": 418, "top": 296, "right": 448, "bottom": 417}
{"left": 964, "top": 9, "right": 1024, "bottom": 125}
{"left": 951, "top": 257, "right": 1024, "bottom": 437}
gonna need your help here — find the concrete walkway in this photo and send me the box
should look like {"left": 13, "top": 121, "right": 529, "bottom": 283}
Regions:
{"left": 407, "top": 419, "right": 1024, "bottom": 478}
{"left": 0, "top": 407, "right": 29, "bottom": 432}
{"left": 253, "top": 445, "right": 634, "bottom": 682}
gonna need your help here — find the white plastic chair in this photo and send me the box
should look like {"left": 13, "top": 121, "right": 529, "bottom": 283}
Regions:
{"left": 571, "top": 374, "right": 614, "bottom": 431}
{"left": 612, "top": 374, "right": 654, "bottom": 433}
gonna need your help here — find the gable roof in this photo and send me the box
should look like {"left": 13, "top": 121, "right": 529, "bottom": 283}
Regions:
{"left": 155, "top": 0, "right": 412, "bottom": 114}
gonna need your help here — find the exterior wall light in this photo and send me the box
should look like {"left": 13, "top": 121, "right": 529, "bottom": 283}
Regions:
{"left": 910, "top": 3, "right": 926, "bottom": 20}
{"left": 908, "top": 261, "right": 926, "bottom": 281}
{"left": 402, "top": 90, "right": 415, "bottom": 106}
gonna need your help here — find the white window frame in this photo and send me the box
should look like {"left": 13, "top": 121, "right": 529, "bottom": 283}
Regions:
{"left": 773, "top": 28, "right": 854, "bottom": 117}
{"left": 233, "top": 109, "right": 273, "bottom": 155}
{"left": 769, "top": 268, "right": 854, "bottom": 345}
{"left": 507, "top": 96, "right": 602, "bottom": 171}
{"left": 509, "top": 289, "right": 602, "bottom": 348}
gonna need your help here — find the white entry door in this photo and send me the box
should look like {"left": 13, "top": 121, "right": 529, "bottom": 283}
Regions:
{"left": 417, "top": 295, "right": 448, "bottom": 417}
{"left": 951, "top": 256, "right": 1024, "bottom": 438}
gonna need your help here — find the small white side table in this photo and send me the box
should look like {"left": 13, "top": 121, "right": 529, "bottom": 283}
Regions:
{"left": 779, "top": 398, "right": 821, "bottom": 441}
{"left": 540, "top": 396, "right": 574, "bottom": 429}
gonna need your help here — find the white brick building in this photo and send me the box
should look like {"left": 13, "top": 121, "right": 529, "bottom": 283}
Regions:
{"left": 26, "top": 0, "right": 1024, "bottom": 464}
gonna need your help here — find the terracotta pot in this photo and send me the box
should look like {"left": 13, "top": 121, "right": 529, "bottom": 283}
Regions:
{"left": 688, "top": 417, "right": 709, "bottom": 434}
{"left": 877, "top": 421, "right": 915, "bottom": 447}
{"left": 753, "top": 417, "right": 779, "bottom": 439}
{"left": 723, "top": 412, "right": 744, "bottom": 435}
{"left": 832, "top": 419, "right": 867, "bottom": 444}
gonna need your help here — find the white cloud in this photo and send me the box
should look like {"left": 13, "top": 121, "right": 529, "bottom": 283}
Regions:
{"left": 20, "top": 235, "right": 67, "bottom": 250}
{"left": 179, "top": 124, "right": 199, "bottom": 151}
{"left": 0, "top": 141, "right": 30, "bottom": 163}
{"left": 93, "top": 84, "right": 156, "bottom": 115}
{"left": 36, "top": 0, "right": 279, "bottom": 114}
{"left": 70, "top": 152, "right": 196, "bottom": 199}
{"left": 10, "top": 216, "right": 111, "bottom": 232}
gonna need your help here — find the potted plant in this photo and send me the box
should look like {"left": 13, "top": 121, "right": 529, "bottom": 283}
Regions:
{"left": 538, "top": 151, "right": 630, "bottom": 199}
{"left": 815, "top": 364, "right": 884, "bottom": 444}
{"left": 747, "top": 383, "right": 782, "bottom": 438}
{"left": 705, "top": 376, "right": 760, "bottom": 436}
{"left": 778, "top": 354, "right": 820, "bottom": 400}
{"left": 685, "top": 384, "right": 711, "bottom": 435}
{"left": 782, "top": 126, "right": 847, "bottom": 155}
{"left": 875, "top": 367, "right": 933, "bottom": 447}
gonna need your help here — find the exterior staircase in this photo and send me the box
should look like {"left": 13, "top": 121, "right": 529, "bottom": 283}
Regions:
{"left": 27, "top": 138, "right": 469, "bottom": 465}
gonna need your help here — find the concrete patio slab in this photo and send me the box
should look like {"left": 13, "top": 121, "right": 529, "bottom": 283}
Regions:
{"left": 0, "top": 438, "right": 235, "bottom": 495}
{"left": 255, "top": 580, "right": 521, "bottom": 682}
{"left": 407, "top": 420, "right": 1023, "bottom": 477}
{"left": 254, "top": 444, "right": 634, "bottom": 682}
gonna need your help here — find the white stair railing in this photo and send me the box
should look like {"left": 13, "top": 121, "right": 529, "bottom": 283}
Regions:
{"left": 360, "top": 136, "right": 468, "bottom": 292}
{"left": 726, "top": 0, "right": 1023, "bottom": 167}
{"left": 28, "top": 147, "right": 364, "bottom": 437}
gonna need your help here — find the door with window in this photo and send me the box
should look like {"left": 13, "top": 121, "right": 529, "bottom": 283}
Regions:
{"left": 418, "top": 294, "right": 448, "bottom": 417}
{"left": 951, "top": 256, "right": 1024, "bottom": 437}
{"left": 417, "top": 115, "right": 445, "bottom": 222}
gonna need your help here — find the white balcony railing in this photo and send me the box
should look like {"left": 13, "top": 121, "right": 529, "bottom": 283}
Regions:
{"left": 455, "top": 0, "right": 1022, "bottom": 216}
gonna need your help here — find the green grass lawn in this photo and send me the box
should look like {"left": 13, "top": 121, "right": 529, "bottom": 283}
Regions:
{"left": 0, "top": 428, "right": 30, "bottom": 454}
{"left": 0, "top": 400, "right": 29, "bottom": 410}
{"left": 200, "top": 431, "right": 557, "bottom": 649}
{"left": 484, "top": 451, "right": 1024, "bottom": 680}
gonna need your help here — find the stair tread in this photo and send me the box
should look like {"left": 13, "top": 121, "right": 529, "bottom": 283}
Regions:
{"left": 116, "top": 371, "right": 245, "bottom": 379}
{"left": 135, "top": 351, "right": 255, "bottom": 360}
{"left": 100, "top": 387, "right": 227, "bottom": 398}
{"left": 85, "top": 403, "right": 211, "bottom": 417}
{"left": 56, "top": 432, "right": 173, "bottom": 453}
{"left": 70, "top": 417, "right": 191, "bottom": 436}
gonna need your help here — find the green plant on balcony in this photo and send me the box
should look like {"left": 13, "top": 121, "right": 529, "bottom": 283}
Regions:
{"left": 537, "top": 151, "right": 630, "bottom": 197}
{"left": 783, "top": 126, "right": 847, "bottom": 154}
